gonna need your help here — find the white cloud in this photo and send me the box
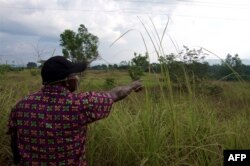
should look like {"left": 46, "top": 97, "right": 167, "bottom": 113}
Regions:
{"left": 167, "top": 0, "right": 250, "bottom": 60}
{"left": 0, "top": 0, "right": 250, "bottom": 65}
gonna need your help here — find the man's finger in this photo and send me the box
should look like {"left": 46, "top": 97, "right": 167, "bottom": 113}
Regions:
{"left": 134, "top": 86, "right": 143, "bottom": 92}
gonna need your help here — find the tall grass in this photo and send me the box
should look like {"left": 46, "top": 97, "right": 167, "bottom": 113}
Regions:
{"left": 1, "top": 17, "right": 250, "bottom": 166}
{"left": 0, "top": 70, "right": 250, "bottom": 165}
{"left": 0, "top": 86, "right": 14, "bottom": 165}
{"left": 85, "top": 81, "right": 250, "bottom": 166}
{"left": 0, "top": 71, "right": 41, "bottom": 165}
{"left": 86, "top": 16, "right": 250, "bottom": 166}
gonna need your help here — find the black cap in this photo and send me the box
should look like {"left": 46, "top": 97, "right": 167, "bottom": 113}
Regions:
{"left": 41, "top": 56, "right": 87, "bottom": 85}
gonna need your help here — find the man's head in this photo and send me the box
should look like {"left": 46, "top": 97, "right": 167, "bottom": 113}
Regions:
{"left": 41, "top": 56, "right": 87, "bottom": 91}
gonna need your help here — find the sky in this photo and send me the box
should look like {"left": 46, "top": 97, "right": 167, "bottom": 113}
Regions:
{"left": 1, "top": 0, "right": 250, "bottom": 66}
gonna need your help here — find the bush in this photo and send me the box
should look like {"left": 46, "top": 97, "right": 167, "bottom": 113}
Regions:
{"left": 27, "top": 62, "right": 37, "bottom": 68}
{"left": 128, "top": 66, "right": 144, "bottom": 81}
{"left": 197, "top": 83, "right": 223, "bottom": 96}
{"left": 11, "top": 67, "right": 25, "bottom": 72}
{"left": 0, "top": 65, "right": 11, "bottom": 75}
{"left": 30, "top": 69, "right": 40, "bottom": 76}
{"left": 206, "top": 84, "right": 223, "bottom": 96}
{"left": 104, "top": 78, "right": 115, "bottom": 89}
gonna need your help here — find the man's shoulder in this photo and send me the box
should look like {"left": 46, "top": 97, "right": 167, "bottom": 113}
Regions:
{"left": 14, "top": 91, "right": 42, "bottom": 107}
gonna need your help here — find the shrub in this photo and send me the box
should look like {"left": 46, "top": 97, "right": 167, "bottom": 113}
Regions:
{"left": 0, "top": 65, "right": 11, "bottom": 75}
{"left": 104, "top": 78, "right": 115, "bottom": 89}
{"left": 206, "top": 84, "right": 223, "bottom": 96}
{"left": 128, "top": 66, "right": 144, "bottom": 81}
{"left": 30, "top": 69, "right": 40, "bottom": 76}
{"left": 197, "top": 83, "right": 223, "bottom": 96}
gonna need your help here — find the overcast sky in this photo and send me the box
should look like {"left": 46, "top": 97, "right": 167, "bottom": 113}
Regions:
{"left": 1, "top": 0, "right": 250, "bottom": 66}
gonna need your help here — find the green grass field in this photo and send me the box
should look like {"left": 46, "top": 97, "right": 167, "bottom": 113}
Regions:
{"left": 0, "top": 69, "right": 250, "bottom": 166}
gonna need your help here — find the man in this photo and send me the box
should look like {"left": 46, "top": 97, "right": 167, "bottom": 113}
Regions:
{"left": 8, "top": 56, "right": 143, "bottom": 166}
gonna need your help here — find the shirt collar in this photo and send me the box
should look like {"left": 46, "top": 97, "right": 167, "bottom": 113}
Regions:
{"left": 42, "top": 85, "right": 70, "bottom": 96}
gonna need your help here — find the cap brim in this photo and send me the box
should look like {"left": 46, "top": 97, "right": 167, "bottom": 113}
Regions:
{"left": 69, "top": 62, "right": 87, "bottom": 74}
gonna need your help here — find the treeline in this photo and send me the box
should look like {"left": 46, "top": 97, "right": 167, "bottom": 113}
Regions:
{"left": 0, "top": 64, "right": 25, "bottom": 75}
{"left": 90, "top": 53, "right": 250, "bottom": 81}
{"left": 1, "top": 52, "right": 250, "bottom": 81}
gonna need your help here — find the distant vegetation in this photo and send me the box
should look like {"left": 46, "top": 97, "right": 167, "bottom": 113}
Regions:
{"left": 89, "top": 50, "right": 250, "bottom": 82}
{"left": 1, "top": 69, "right": 250, "bottom": 165}
{"left": 1, "top": 50, "right": 250, "bottom": 82}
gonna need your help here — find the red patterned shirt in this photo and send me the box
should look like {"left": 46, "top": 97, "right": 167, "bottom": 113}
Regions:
{"left": 8, "top": 85, "right": 113, "bottom": 166}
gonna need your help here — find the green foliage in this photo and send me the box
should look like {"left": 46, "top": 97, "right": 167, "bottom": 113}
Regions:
{"left": 0, "top": 64, "right": 11, "bottom": 75}
{"left": 27, "top": 62, "right": 37, "bottom": 68}
{"left": 225, "top": 54, "right": 242, "bottom": 68}
{"left": 108, "top": 64, "right": 118, "bottom": 70}
{"left": 30, "top": 69, "right": 40, "bottom": 76}
{"left": 207, "top": 64, "right": 250, "bottom": 81}
{"left": 219, "top": 54, "right": 244, "bottom": 81}
{"left": 165, "top": 61, "right": 184, "bottom": 83}
{"left": 91, "top": 64, "right": 108, "bottom": 70}
{"left": 157, "top": 47, "right": 209, "bottom": 84}
{"left": 104, "top": 78, "right": 116, "bottom": 89}
{"left": 197, "top": 82, "right": 224, "bottom": 96}
{"left": 131, "top": 52, "right": 149, "bottom": 72}
{"left": 128, "top": 66, "right": 144, "bottom": 81}
{"left": 185, "top": 62, "right": 209, "bottom": 81}
{"left": 207, "top": 84, "right": 223, "bottom": 96}
{"left": 119, "top": 61, "right": 129, "bottom": 70}
{"left": 155, "top": 47, "right": 206, "bottom": 77}
{"left": 180, "top": 46, "right": 206, "bottom": 63}
{"left": 60, "top": 24, "right": 99, "bottom": 63}
{"left": 158, "top": 53, "right": 176, "bottom": 64}
{"left": 128, "top": 52, "right": 149, "bottom": 80}
{"left": 1, "top": 70, "right": 250, "bottom": 165}
{"left": 241, "top": 65, "right": 250, "bottom": 80}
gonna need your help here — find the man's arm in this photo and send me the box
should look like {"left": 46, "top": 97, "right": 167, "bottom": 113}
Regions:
{"left": 79, "top": 80, "right": 143, "bottom": 124}
{"left": 108, "top": 80, "right": 143, "bottom": 102}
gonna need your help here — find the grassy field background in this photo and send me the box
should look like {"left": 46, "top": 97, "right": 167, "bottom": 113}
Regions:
{"left": 0, "top": 69, "right": 250, "bottom": 166}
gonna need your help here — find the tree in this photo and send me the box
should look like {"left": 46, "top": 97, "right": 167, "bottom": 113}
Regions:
{"left": 128, "top": 52, "right": 149, "bottom": 80}
{"left": 158, "top": 53, "right": 176, "bottom": 64}
{"left": 113, "top": 64, "right": 118, "bottom": 69}
{"left": 157, "top": 46, "right": 209, "bottom": 83}
{"left": 60, "top": 24, "right": 99, "bottom": 63}
{"left": 180, "top": 46, "right": 207, "bottom": 64}
{"left": 130, "top": 52, "right": 149, "bottom": 72}
{"left": 220, "top": 54, "right": 244, "bottom": 80}
{"left": 0, "top": 64, "right": 11, "bottom": 75}
{"left": 27, "top": 62, "right": 37, "bottom": 68}
{"left": 224, "top": 54, "right": 242, "bottom": 69}
{"left": 119, "top": 61, "right": 129, "bottom": 70}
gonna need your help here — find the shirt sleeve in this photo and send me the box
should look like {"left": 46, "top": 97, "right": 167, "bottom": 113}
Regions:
{"left": 7, "top": 107, "right": 21, "bottom": 164}
{"left": 7, "top": 107, "right": 17, "bottom": 135}
{"left": 78, "top": 92, "right": 114, "bottom": 124}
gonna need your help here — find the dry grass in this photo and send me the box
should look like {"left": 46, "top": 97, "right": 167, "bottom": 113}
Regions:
{"left": 1, "top": 70, "right": 249, "bottom": 165}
